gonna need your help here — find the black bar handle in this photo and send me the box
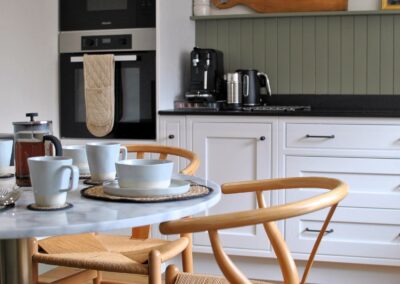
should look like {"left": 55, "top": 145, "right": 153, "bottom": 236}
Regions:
{"left": 305, "top": 227, "right": 334, "bottom": 234}
{"left": 305, "top": 135, "right": 335, "bottom": 139}
{"left": 43, "top": 135, "right": 63, "bottom": 156}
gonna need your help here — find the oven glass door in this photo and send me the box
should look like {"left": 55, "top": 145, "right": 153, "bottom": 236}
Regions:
{"left": 60, "top": 51, "right": 156, "bottom": 139}
{"left": 60, "top": 0, "right": 155, "bottom": 31}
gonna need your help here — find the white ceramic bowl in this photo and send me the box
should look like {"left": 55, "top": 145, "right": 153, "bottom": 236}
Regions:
{"left": 116, "top": 159, "right": 174, "bottom": 189}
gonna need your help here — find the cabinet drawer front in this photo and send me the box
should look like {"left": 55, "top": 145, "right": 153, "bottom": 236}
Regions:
{"left": 286, "top": 207, "right": 400, "bottom": 260}
{"left": 286, "top": 123, "right": 400, "bottom": 150}
{"left": 286, "top": 156, "right": 400, "bottom": 209}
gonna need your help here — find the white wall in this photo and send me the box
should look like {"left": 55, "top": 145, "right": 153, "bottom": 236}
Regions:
{"left": 0, "top": 0, "right": 58, "bottom": 134}
{"left": 209, "top": 0, "right": 380, "bottom": 15}
{"left": 157, "top": 0, "right": 195, "bottom": 110}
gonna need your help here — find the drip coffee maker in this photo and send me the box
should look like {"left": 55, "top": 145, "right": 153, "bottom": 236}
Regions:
{"left": 13, "top": 113, "right": 62, "bottom": 186}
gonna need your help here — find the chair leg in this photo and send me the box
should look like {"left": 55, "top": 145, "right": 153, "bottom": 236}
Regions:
{"left": 31, "top": 238, "right": 39, "bottom": 284}
{"left": 148, "top": 250, "right": 161, "bottom": 284}
{"left": 165, "top": 265, "right": 179, "bottom": 284}
{"left": 93, "top": 271, "right": 102, "bottom": 284}
{"left": 181, "top": 233, "right": 193, "bottom": 273}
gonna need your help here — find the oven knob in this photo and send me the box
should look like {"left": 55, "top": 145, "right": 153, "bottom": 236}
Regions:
{"left": 85, "top": 39, "right": 96, "bottom": 47}
{"left": 119, "top": 38, "right": 128, "bottom": 45}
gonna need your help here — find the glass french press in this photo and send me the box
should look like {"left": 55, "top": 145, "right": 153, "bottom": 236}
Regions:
{"left": 13, "top": 113, "right": 62, "bottom": 186}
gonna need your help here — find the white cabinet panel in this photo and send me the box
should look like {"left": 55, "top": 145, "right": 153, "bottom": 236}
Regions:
{"left": 285, "top": 156, "right": 400, "bottom": 210}
{"left": 286, "top": 123, "right": 400, "bottom": 150}
{"left": 286, "top": 207, "right": 400, "bottom": 260}
{"left": 191, "top": 121, "right": 273, "bottom": 251}
{"left": 158, "top": 116, "right": 186, "bottom": 173}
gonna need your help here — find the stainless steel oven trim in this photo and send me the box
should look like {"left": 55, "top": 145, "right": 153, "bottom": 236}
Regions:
{"left": 59, "top": 28, "right": 156, "bottom": 53}
{"left": 70, "top": 55, "right": 138, "bottom": 62}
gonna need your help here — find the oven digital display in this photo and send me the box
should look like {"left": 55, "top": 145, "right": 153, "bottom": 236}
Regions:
{"left": 87, "top": 0, "right": 127, "bottom": 11}
{"left": 102, "top": 38, "right": 111, "bottom": 44}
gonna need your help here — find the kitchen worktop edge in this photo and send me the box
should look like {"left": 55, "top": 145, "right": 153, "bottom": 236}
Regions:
{"left": 159, "top": 95, "right": 400, "bottom": 118}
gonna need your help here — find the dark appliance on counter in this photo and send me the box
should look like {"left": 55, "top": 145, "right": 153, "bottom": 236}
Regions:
{"left": 59, "top": 0, "right": 155, "bottom": 31}
{"left": 185, "top": 47, "right": 224, "bottom": 102}
{"left": 235, "top": 69, "right": 271, "bottom": 106}
{"left": 59, "top": 0, "right": 156, "bottom": 139}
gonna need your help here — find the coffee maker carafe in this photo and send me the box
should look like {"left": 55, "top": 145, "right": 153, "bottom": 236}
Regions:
{"left": 13, "top": 113, "right": 63, "bottom": 186}
{"left": 185, "top": 47, "right": 224, "bottom": 101}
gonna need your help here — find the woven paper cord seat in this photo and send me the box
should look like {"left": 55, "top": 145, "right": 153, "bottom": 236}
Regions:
{"left": 32, "top": 144, "right": 200, "bottom": 284}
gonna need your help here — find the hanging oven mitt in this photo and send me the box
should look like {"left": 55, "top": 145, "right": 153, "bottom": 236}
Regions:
{"left": 83, "top": 54, "right": 115, "bottom": 137}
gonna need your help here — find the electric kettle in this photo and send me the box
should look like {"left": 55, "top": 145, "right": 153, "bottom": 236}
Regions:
{"left": 13, "top": 113, "right": 63, "bottom": 186}
{"left": 235, "top": 69, "right": 271, "bottom": 106}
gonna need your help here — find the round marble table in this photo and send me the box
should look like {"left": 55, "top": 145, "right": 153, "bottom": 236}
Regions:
{"left": 0, "top": 175, "right": 221, "bottom": 284}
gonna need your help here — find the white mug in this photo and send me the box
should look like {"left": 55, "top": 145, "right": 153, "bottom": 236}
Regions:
{"left": 28, "top": 156, "right": 79, "bottom": 207}
{"left": 63, "top": 145, "right": 90, "bottom": 175}
{"left": 0, "top": 140, "right": 13, "bottom": 175}
{"left": 86, "top": 142, "right": 128, "bottom": 182}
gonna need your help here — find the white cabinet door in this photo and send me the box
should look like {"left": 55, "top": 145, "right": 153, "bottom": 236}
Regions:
{"left": 285, "top": 155, "right": 400, "bottom": 263}
{"left": 158, "top": 116, "right": 186, "bottom": 173}
{"left": 190, "top": 120, "right": 274, "bottom": 252}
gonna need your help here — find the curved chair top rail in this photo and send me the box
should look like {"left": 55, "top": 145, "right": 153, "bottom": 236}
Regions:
{"left": 160, "top": 177, "right": 348, "bottom": 235}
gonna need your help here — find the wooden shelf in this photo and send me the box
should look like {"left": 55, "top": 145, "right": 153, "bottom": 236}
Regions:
{"left": 191, "top": 9, "right": 400, "bottom": 20}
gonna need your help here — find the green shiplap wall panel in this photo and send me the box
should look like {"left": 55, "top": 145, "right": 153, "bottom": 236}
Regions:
{"left": 380, "top": 16, "right": 394, "bottom": 95}
{"left": 265, "top": 18, "right": 278, "bottom": 94}
{"left": 290, "top": 17, "right": 303, "bottom": 94}
{"left": 205, "top": 20, "right": 218, "bottom": 50}
{"left": 217, "top": 20, "right": 230, "bottom": 73}
{"left": 367, "top": 16, "right": 381, "bottom": 95}
{"left": 252, "top": 19, "right": 266, "bottom": 73}
{"left": 394, "top": 17, "right": 400, "bottom": 94}
{"left": 195, "top": 14, "right": 400, "bottom": 95}
{"left": 195, "top": 21, "right": 207, "bottom": 47}
{"left": 315, "top": 17, "right": 329, "bottom": 94}
{"left": 341, "top": 16, "right": 354, "bottom": 95}
{"left": 240, "top": 19, "right": 253, "bottom": 69}
{"left": 229, "top": 20, "right": 241, "bottom": 71}
{"left": 354, "top": 16, "right": 368, "bottom": 94}
{"left": 302, "top": 17, "right": 316, "bottom": 94}
{"left": 328, "top": 16, "right": 341, "bottom": 94}
{"left": 277, "top": 18, "right": 290, "bottom": 94}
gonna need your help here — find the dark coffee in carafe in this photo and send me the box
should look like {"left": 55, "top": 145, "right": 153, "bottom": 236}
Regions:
{"left": 13, "top": 113, "right": 62, "bottom": 186}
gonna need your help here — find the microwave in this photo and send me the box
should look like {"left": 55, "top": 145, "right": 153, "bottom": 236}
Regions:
{"left": 59, "top": 0, "right": 156, "bottom": 31}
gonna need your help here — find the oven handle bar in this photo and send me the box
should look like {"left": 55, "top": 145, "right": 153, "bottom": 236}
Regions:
{"left": 70, "top": 55, "right": 138, "bottom": 63}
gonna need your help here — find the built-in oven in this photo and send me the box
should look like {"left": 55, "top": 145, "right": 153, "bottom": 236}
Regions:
{"left": 59, "top": 0, "right": 155, "bottom": 31}
{"left": 59, "top": 29, "right": 156, "bottom": 139}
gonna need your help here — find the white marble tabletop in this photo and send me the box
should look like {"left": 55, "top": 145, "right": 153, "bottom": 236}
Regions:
{"left": 0, "top": 175, "right": 221, "bottom": 240}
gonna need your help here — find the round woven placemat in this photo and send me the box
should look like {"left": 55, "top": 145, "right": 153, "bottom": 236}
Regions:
{"left": 0, "top": 173, "right": 14, "bottom": 179}
{"left": 79, "top": 174, "right": 91, "bottom": 180}
{"left": 83, "top": 179, "right": 104, "bottom": 186}
{"left": 27, "top": 202, "right": 73, "bottom": 211}
{"left": 81, "top": 183, "right": 212, "bottom": 203}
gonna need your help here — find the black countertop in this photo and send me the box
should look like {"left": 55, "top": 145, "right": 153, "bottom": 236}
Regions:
{"left": 159, "top": 95, "right": 400, "bottom": 118}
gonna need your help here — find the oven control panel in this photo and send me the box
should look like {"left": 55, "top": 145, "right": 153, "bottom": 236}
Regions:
{"left": 81, "top": 34, "right": 132, "bottom": 50}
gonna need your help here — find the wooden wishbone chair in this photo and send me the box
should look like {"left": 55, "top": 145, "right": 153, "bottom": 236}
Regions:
{"left": 32, "top": 144, "right": 200, "bottom": 284}
{"left": 160, "top": 177, "right": 348, "bottom": 284}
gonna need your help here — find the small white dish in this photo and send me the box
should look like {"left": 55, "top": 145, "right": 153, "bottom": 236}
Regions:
{"left": 103, "top": 179, "right": 190, "bottom": 197}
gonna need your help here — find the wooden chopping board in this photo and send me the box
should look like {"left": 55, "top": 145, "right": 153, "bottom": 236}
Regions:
{"left": 211, "top": 0, "right": 348, "bottom": 13}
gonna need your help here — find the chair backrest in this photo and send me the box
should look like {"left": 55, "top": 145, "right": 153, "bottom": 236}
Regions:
{"left": 160, "top": 177, "right": 348, "bottom": 284}
{"left": 125, "top": 144, "right": 200, "bottom": 175}
{"left": 125, "top": 144, "right": 200, "bottom": 239}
